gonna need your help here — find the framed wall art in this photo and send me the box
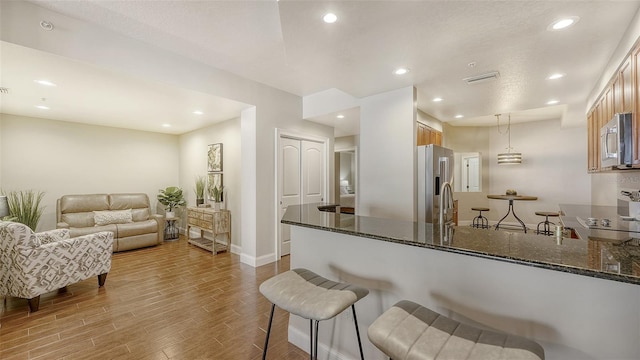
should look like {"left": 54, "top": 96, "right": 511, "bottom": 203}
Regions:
{"left": 208, "top": 143, "right": 223, "bottom": 172}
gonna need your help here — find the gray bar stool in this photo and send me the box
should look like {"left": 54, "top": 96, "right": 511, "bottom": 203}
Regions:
{"left": 471, "top": 207, "right": 490, "bottom": 229}
{"left": 535, "top": 211, "right": 559, "bottom": 236}
{"left": 368, "top": 300, "right": 545, "bottom": 360}
{"left": 259, "top": 268, "right": 369, "bottom": 360}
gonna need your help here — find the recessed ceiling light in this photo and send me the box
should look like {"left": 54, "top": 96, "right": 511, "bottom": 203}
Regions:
{"left": 455, "top": 115, "right": 464, "bottom": 119}
{"left": 548, "top": 16, "right": 579, "bottom": 31}
{"left": 323, "top": 13, "right": 337, "bottom": 23}
{"left": 162, "top": 124, "right": 171, "bottom": 128}
{"left": 336, "top": 114, "right": 345, "bottom": 119}
{"left": 547, "top": 100, "right": 560, "bottom": 105}
{"left": 433, "top": 97, "right": 443, "bottom": 102}
{"left": 35, "top": 105, "right": 50, "bottom": 110}
{"left": 193, "top": 110, "right": 204, "bottom": 115}
{"left": 39, "top": 20, "right": 54, "bottom": 31}
{"left": 548, "top": 73, "right": 565, "bottom": 80}
{"left": 393, "top": 68, "right": 409, "bottom": 75}
{"left": 34, "top": 80, "right": 57, "bottom": 87}
{"left": 394, "top": 67, "right": 409, "bottom": 75}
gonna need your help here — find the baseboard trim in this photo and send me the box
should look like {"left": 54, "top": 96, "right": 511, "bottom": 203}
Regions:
{"left": 240, "top": 252, "right": 277, "bottom": 267}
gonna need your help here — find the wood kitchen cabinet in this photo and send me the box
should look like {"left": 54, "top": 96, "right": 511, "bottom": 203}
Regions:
{"left": 417, "top": 122, "right": 442, "bottom": 146}
{"left": 587, "top": 46, "right": 638, "bottom": 170}
{"left": 634, "top": 45, "right": 640, "bottom": 164}
{"left": 587, "top": 110, "right": 598, "bottom": 172}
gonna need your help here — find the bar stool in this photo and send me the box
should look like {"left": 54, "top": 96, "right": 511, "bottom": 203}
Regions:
{"left": 471, "top": 207, "right": 490, "bottom": 229}
{"left": 259, "top": 268, "right": 369, "bottom": 360}
{"left": 368, "top": 300, "right": 545, "bottom": 360}
{"left": 535, "top": 211, "right": 559, "bottom": 236}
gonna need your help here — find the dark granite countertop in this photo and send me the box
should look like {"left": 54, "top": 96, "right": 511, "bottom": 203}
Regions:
{"left": 559, "top": 204, "right": 640, "bottom": 241}
{"left": 282, "top": 203, "right": 640, "bottom": 285}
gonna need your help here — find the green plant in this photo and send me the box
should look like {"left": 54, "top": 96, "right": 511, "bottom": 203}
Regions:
{"left": 157, "top": 186, "right": 186, "bottom": 212}
{"left": 210, "top": 185, "right": 224, "bottom": 203}
{"left": 3, "top": 190, "right": 45, "bottom": 231}
{"left": 194, "top": 176, "right": 206, "bottom": 200}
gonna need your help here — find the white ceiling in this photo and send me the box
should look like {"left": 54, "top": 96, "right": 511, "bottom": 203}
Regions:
{"left": 0, "top": 41, "right": 252, "bottom": 135}
{"left": 2, "top": 0, "right": 640, "bottom": 135}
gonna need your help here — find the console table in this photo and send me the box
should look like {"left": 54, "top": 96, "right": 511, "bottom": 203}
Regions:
{"left": 186, "top": 207, "right": 231, "bottom": 254}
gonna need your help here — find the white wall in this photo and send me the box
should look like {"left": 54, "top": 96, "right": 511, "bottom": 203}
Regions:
{"left": 178, "top": 117, "right": 241, "bottom": 251}
{"left": 0, "top": 114, "right": 178, "bottom": 232}
{"left": 417, "top": 109, "right": 443, "bottom": 132}
{"left": 335, "top": 135, "right": 358, "bottom": 151}
{"left": 488, "top": 119, "right": 590, "bottom": 226}
{"left": 359, "top": 86, "right": 416, "bottom": 220}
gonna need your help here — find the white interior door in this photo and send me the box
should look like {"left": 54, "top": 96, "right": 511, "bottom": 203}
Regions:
{"left": 278, "top": 138, "right": 301, "bottom": 256}
{"left": 467, "top": 156, "right": 480, "bottom": 192}
{"left": 277, "top": 135, "right": 326, "bottom": 257}
{"left": 302, "top": 141, "right": 325, "bottom": 204}
{"left": 462, "top": 155, "right": 481, "bottom": 192}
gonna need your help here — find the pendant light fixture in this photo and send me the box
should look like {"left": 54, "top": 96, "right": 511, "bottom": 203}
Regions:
{"left": 496, "top": 113, "right": 522, "bottom": 165}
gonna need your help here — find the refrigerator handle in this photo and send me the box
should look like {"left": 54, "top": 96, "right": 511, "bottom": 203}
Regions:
{"left": 440, "top": 157, "right": 450, "bottom": 183}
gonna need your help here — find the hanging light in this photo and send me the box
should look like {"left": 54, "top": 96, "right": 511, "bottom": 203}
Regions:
{"left": 496, "top": 113, "right": 522, "bottom": 165}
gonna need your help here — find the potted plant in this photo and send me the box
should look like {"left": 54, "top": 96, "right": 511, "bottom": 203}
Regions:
{"left": 2, "top": 190, "right": 45, "bottom": 231}
{"left": 157, "top": 186, "right": 186, "bottom": 218}
{"left": 209, "top": 185, "right": 224, "bottom": 210}
{"left": 194, "top": 176, "right": 206, "bottom": 207}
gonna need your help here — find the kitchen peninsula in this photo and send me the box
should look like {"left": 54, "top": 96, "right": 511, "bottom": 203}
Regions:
{"left": 282, "top": 204, "right": 640, "bottom": 360}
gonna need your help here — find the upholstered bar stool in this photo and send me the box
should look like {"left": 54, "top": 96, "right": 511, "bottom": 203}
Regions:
{"left": 535, "top": 211, "right": 559, "bottom": 236}
{"left": 259, "top": 268, "right": 369, "bottom": 360}
{"left": 368, "top": 300, "right": 545, "bottom": 360}
{"left": 471, "top": 207, "right": 490, "bottom": 229}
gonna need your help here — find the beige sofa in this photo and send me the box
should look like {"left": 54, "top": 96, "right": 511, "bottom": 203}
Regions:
{"left": 56, "top": 193, "right": 164, "bottom": 252}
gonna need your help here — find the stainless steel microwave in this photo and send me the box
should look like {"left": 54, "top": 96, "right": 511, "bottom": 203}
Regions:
{"left": 601, "top": 112, "right": 633, "bottom": 168}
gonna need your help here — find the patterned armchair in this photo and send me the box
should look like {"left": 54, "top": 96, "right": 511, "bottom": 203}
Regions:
{"left": 0, "top": 221, "right": 113, "bottom": 312}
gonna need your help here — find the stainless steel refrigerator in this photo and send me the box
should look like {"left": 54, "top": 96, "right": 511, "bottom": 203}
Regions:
{"left": 417, "top": 144, "right": 455, "bottom": 229}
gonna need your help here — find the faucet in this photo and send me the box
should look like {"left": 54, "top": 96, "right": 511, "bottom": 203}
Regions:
{"left": 439, "top": 181, "right": 454, "bottom": 245}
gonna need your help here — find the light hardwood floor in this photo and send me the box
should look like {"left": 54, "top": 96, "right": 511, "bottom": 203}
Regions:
{"left": 0, "top": 236, "right": 308, "bottom": 360}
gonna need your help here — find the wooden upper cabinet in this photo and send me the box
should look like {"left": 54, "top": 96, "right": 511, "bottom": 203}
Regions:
{"left": 588, "top": 41, "right": 640, "bottom": 169}
{"left": 619, "top": 55, "right": 633, "bottom": 113}
{"left": 603, "top": 87, "right": 614, "bottom": 122}
{"left": 587, "top": 111, "right": 596, "bottom": 172}
{"left": 634, "top": 46, "right": 640, "bottom": 163}
{"left": 417, "top": 122, "right": 442, "bottom": 146}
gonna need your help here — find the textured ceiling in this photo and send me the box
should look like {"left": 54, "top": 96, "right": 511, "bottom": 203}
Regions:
{"left": 3, "top": 0, "right": 640, "bottom": 134}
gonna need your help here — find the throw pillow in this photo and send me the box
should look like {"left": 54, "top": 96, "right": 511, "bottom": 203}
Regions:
{"left": 94, "top": 209, "right": 133, "bottom": 226}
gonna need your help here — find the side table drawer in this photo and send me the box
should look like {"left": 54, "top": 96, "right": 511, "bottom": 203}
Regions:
{"left": 198, "top": 219, "right": 213, "bottom": 231}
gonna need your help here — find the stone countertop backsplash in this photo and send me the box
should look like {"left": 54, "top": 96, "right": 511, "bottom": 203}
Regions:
{"left": 283, "top": 203, "right": 640, "bottom": 285}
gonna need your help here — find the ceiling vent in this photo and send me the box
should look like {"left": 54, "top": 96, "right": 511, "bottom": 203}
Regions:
{"left": 463, "top": 71, "right": 500, "bottom": 84}
{"left": 0, "top": 87, "right": 9, "bottom": 94}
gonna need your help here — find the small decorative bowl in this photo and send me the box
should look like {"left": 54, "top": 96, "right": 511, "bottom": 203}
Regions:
{"left": 505, "top": 189, "right": 518, "bottom": 195}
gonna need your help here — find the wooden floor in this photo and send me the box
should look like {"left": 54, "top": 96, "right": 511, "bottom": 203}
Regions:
{"left": 0, "top": 236, "right": 308, "bottom": 360}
